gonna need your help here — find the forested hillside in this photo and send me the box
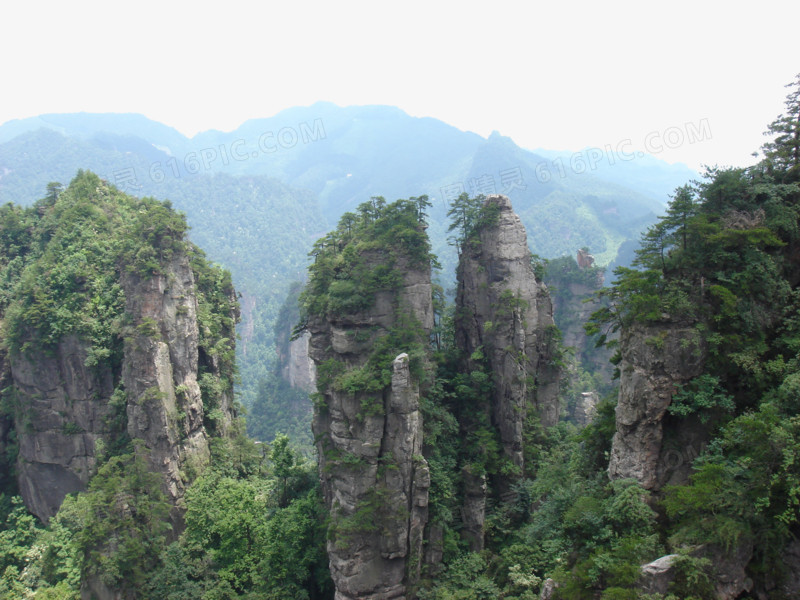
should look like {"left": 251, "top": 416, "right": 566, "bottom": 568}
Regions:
{"left": 0, "top": 106, "right": 691, "bottom": 443}
{"left": 1, "top": 72, "right": 799, "bottom": 597}
{"left": 0, "top": 172, "right": 332, "bottom": 599}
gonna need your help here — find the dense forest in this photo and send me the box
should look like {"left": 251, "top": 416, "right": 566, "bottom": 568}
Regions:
{"left": 0, "top": 75, "right": 798, "bottom": 599}
{"left": 0, "top": 107, "right": 680, "bottom": 449}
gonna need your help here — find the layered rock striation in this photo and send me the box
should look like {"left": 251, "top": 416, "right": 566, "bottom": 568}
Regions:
{"left": 308, "top": 250, "right": 432, "bottom": 599}
{"left": 455, "top": 194, "right": 561, "bottom": 468}
{"left": 608, "top": 321, "right": 706, "bottom": 490}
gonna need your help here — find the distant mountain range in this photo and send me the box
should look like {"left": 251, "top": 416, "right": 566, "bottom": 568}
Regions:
{"left": 0, "top": 105, "right": 698, "bottom": 404}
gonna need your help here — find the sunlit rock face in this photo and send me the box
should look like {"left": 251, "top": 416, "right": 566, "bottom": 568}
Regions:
{"left": 12, "top": 250, "right": 237, "bottom": 525}
{"left": 455, "top": 194, "right": 561, "bottom": 466}
{"left": 308, "top": 250, "right": 432, "bottom": 600}
{"left": 608, "top": 321, "right": 706, "bottom": 490}
{"left": 453, "top": 193, "right": 562, "bottom": 549}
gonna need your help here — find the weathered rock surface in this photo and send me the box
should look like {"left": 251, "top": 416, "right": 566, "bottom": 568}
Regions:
{"left": 460, "top": 466, "right": 487, "bottom": 552}
{"left": 455, "top": 194, "right": 561, "bottom": 470}
{"left": 608, "top": 321, "right": 705, "bottom": 490}
{"left": 9, "top": 251, "right": 236, "bottom": 524}
{"left": 709, "top": 543, "right": 753, "bottom": 600}
{"left": 539, "top": 578, "right": 558, "bottom": 600}
{"left": 12, "top": 335, "right": 117, "bottom": 521}
{"left": 571, "top": 391, "right": 599, "bottom": 427}
{"left": 309, "top": 255, "right": 432, "bottom": 600}
{"left": 281, "top": 331, "right": 316, "bottom": 392}
{"left": 121, "top": 253, "right": 229, "bottom": 525}
{"left": 638, "top": 554, "right": 678, "bottom": 596}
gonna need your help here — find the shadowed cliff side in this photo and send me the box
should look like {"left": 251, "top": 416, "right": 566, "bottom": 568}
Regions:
{"left": 299, "top": 196, "right": 435, "bottom": 600}
{"left": 451, "top": 194, "right": 562, "bottom": 550}
{"left": 0, "top": 171, "right": 239, "bottom": 527}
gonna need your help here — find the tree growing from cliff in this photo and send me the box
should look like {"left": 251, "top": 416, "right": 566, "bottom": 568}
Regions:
{"left": 446, "top": 193, "right": 501, "bottom": 254}
{"left": 762, "top": 72, "right": 800, "bottom": 180}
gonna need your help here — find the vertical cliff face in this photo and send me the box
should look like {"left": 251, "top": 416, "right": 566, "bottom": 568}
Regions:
{"left": 274, "top": 283, "right": 317, "bottom": 393}
{"left": 281, "top": 332, "right": 317, "bottom": 392}
{"left": 608, "top": 322, "right": 706, "bottom": 490}
{"left": 9, "top": 249, "right": 238, "bottom": 523}
{"left": 11, "top": 335, "right": 117, "bottom": 521}
{"left": 121, "top": 251, "right": 234, "bottom": 521}
{"left": 455, "top": 194, "right": 561, "bottom": 467}
{"left": 452, "top": 194, "right": 561, "bottom": 552}
{"left": 306, "top": 204, "right": 433, "bottom": 600}
{"left": 308, "top": 258, "right": 431, "bottom": 600}
{"left": 0, "top": 172, "right": 238, "bottom": 524}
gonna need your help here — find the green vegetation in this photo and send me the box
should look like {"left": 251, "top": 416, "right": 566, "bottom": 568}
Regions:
{"left": 3, "top": 77, "right": 800, "bottom": 598}
{"left": 446, "top": 192, "right": 500, "bottom": 251}
{"left": 0, "top": 171, "right": 236, "bottom": 374}
{"left": 574, "top": 74, "right": 800, "bottom": 594}
{"left": 0, "top": 430, "right": 332, "bottom": 599}
{"left": 299, "top": 195, "right": 437, "bottom": 407}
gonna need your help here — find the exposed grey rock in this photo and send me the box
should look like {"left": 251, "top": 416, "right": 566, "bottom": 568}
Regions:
{"left": 455, "top": 194, "right": 561, "bottom": 471}
{"left": 423, "top": 523, "right": 444, "bottom": 575}
{"left": 460, "top": 466, "right": 487, "bottom": 552}
{"left": 281, "top": 331, "right": 316, "bottom": 392}
{"left": 780, "top": 538, "right": 800, "bottom": 596}
{"left": 12, "top": 335, "right": 116, "bottom": 521}
{"left": 309, "top": 252, "right": 432, "bottom": 600}
{"left": 539, "top": 578, "right": 557, "bottom": 600}
{"left": 121, "top": 253, "right": 219, "bottom": 527}
{"left": 10, "top": 250, "right": 237, "bottom": 525}
{"left": 80, "top": 576, "right": 120, "bottom": 600}
{"left": 571, "top": 391, "right": 599, "bottom": 427}
{"left": 712, "top": 544, "right": 753, "bottom": 600}
{"left": 608, "top": 321, "right": 706, "bottom": 490}
{"left": 638, "top": 554, "right": 678, "bottom": 596}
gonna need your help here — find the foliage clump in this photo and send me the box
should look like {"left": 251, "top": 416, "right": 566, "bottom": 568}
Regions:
{"left": 298, "top": 196, "right": 437, "bottom": 408}
{"left": 579, "top": 73, "right": 800, "bottom": 593}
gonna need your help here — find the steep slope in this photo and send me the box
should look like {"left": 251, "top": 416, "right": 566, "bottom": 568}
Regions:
{"left": 0, "top": 108, "right": 685, "bottom": 447}
{"left": 450, "top": 194, "right": 562, "bottom": 551}
{"left": 455, "top": 194, "right": 561, "bottom": 445}
{"left": 607, "top": 321, "right": 706, "bottom": 490}
{"left": 0, "top": 170, "right": 239, "bottom": 524}
{"left": 300, "top": 198, "right": 435, "bottom": 600}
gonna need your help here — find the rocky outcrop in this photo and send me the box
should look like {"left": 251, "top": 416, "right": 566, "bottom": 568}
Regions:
{"left": 571, "top": 391, "right": 599, "bottom": 427}
{"left": 121, "top": 252, "right": 223, "bottom": 524}
{"left": 638, "top": 554, "right": 678, "bottom": 596}
{"left": 309, "top": 253, "right": 432, "bottom": 600}
{"left": 11, "top": 335, "right": 117, "bottom": 521}
{"left": 460, "top": 466, "right": 487, "bottom": 552}
{"left": 539, "top": 578, "right": 558, "bottom": 600}
{"left": 608, "top": 321, "right": 706, "bottom": 490}
{"left": 9, "top": 250, "right": 237, "bottom": 524}
{"left": 274, "top": 283, "right": 317, "bottom": 393}
{"left": 708, "top": 543, "right": 753, "bottom": 600}
{"left": 455, "top": 194, "right": 561, "bottom": 468}
{"left": 281, "top": 331, "right": 316, "bottom": 392}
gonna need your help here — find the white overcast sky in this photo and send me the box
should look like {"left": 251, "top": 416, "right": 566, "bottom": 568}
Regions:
{"left": 1, "top": 0, "right": 798, "bottom": 170}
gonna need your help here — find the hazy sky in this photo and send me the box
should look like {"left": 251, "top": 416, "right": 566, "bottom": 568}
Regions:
{"left": 2, "top": 0, "right": 798, "bottom": 170}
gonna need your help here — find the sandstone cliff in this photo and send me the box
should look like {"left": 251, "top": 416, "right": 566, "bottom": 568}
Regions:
{"left": 9, "top": 250, "right": 238, "bottom": 524}
{"left": 452, "top": 194, "right": 561, "bottom": 551}
{"left": 308, "top": 264, "right": 431, "bottom": 599}
{"left": 455, "top": 194, "right": 561, "bottom": 467}
{"left": 0, "top": 173, "right": 239, "bottom": 524}
{"left": 306, "top": 208, "right": 433, "bottom": 599}
{"left": 274, "top": 283, "right": 317, "bottom": 393}
{"left": 608, "top": 321, "right": 706, "bottom": 490}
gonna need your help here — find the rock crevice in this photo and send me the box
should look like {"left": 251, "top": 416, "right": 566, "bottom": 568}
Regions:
{"left": 309, "top": 253, "right": 432, "bottom": 600}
